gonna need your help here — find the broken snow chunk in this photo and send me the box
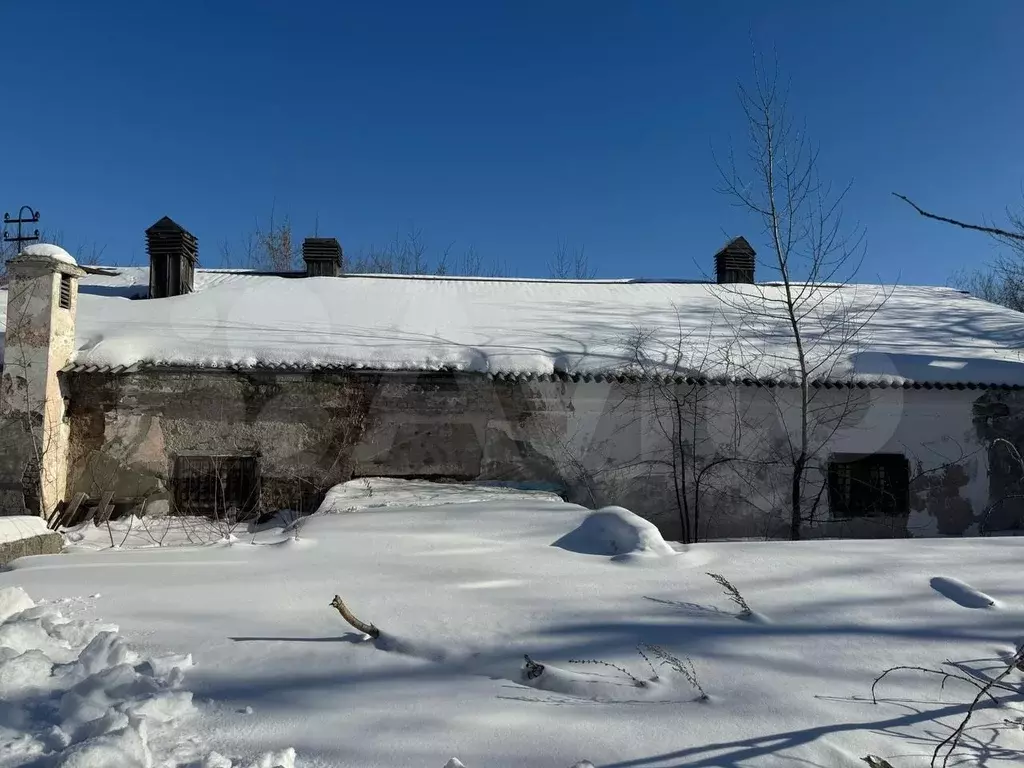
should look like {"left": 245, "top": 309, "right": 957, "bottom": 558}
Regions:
{"left": 244, "top": 747, "right": 296, "bottom": 768}
{"left": 74, "top": 631, "right": 133, "bottom": 677}
{"left": 0, "top": 586, "right": 35, "bottom": 622}
{"left": 124, "top": 690, "right": 195, "bottom": 723}
{"left": 0, "top": 648, "right": 54, "bottom": 697}
{"left": 55, "top": 719, "right": 150, "bottom": 768}
{"left": 203, "top": 753, "right": 234, "bottom": 768}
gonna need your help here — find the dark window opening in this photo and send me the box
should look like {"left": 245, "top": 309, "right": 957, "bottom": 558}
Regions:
{"left": 59, "top": 274, "right": 72, "bottom": 309}
{"left": 171, "top": 455, "right": 260, "bottom": 519}
{"left": 828, "top": 453, "right": 910, "bottom": 518}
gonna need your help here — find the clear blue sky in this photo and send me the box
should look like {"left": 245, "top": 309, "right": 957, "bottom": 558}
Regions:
{"left": 3, "top": 1, "right": 1022, "bottom": 283}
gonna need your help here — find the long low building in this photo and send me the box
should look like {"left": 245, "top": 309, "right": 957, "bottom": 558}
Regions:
{"left": 2, "top": 216, "right": 1023, "bottom": 541}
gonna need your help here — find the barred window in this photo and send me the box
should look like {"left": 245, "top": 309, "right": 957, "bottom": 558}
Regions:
{"left": 828, "top": 453, "right": 909, "bottom": 518}
{"left": 171, "top": 455, "right": 260, "bottom": 519}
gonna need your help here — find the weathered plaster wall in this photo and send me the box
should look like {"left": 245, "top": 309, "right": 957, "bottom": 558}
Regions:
{"left": 0, "top": 257, "right": 82, "bottom": 517}
{"left": 64, "top": 369, "right": 1010, "bottom": 539}
{"left": 567, "top": 383, "right": 994, "bottom": 539}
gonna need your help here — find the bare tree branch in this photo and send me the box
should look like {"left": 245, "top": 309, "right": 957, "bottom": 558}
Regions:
{"left": 329, "top": 595, "right": 381, "bottom": 638}
{"left": 893, "top": 193, "right": 1024, "bottom": 242}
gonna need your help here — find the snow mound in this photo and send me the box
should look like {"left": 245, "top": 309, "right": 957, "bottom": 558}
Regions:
{"left": 0, "top": 515, "right": 51, "bottom": 544}
{"left": 0, "top": 585, "right": 35, "bottom": 622}
{"left": 316, "top": 477, "right": 563, "bottom": 514}
{"left": 930, "top": 576, "right": 997, "bottom": 609}
{"left": 22, "top": 242, "right": 77, "bottom": 266}
{"left": 0, "top": 587, "right": 214, "bottom": 767}
{"left": 553, "top": 506, "right": 677, "bottom": 559}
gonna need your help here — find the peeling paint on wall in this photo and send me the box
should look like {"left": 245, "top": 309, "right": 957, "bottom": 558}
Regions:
{"left": 58, "top": 368, "right": 1018, "bottom": 540}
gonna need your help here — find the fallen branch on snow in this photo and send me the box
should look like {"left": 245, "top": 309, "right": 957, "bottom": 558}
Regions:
{"left": 329, "top": 594, "right": 380, "bottom": 639}
{"left": 871, "top": 643, "right": 1024, "bottom": 768}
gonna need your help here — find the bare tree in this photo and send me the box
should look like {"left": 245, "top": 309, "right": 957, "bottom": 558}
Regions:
{"left": 220, "top": 206, "right": 299, "bottom": 271}
{"left": 715, "top": 57, "right": 887, "bottom": 539}
{"left": 1, "top": 227, "right": 106, "bottom": 275}
{"left": 548, "top": 239, "right": 594, "bottom": 279}
{"left": 609, "top": 318, "right": 776, "bottom": 543}
{"left": 348, "top": 225, "right": 507, "bottom": 277}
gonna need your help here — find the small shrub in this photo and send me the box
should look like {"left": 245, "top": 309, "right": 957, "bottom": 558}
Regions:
{"left": 706, "top": 571, "right": 752, "bottom": 617}
{"left": 640, "top": 643, "right": 708, "bottom": 700}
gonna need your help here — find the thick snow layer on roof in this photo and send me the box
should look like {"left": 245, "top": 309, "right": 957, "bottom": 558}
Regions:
{"left": 21, "top": 243, "right": 77, "bottom": 265}
{"left": 4, "top": 268, "right": 1024, "bottom": 384}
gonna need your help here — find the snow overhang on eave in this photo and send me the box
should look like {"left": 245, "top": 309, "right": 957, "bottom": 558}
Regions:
{"left": 58, "top": 361, "right": 1024, "bottom": 391}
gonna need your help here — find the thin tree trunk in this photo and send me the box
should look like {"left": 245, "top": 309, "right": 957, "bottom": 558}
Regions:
{"left": 671, "top": 446, "right": 689, "bottom": 544}
{"left": 673, "top": 397, "right": 691, "bottom": 543}
{"left": 790, "top": 452, "right": 805, "bottom": 540}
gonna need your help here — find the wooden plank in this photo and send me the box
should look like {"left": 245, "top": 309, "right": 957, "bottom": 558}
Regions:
{"left": 92, "top": 491, "right": 115, "bottom": 526}
{"left": 52, "top": 492, "right": 87, "bottom": 529}
{"left": 46, "top": 501, "right": 67, "bottom": 530}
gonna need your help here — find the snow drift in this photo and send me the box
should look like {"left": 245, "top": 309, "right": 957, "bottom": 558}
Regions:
{"left": 553, "top": 506, "right": 677, "bottom": 559}
{"left": 0, "top": 586, "right": 294, "bottom": 768}
{"left": 0, "top": 586, "right": 196, "bottom": 767}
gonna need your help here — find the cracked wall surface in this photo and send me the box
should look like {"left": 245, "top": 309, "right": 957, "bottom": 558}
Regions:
{"left": 60, "top": 369, "right": 1007, "bottom": 538}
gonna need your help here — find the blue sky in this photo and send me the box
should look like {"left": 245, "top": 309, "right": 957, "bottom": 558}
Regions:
{"left": 3, "top": 2, "right": 1022, "bottom": 283}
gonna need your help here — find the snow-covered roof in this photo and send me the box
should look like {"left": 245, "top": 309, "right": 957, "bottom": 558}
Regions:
{"left": 3, "top": 265, "right": 1024, "bottom": 386}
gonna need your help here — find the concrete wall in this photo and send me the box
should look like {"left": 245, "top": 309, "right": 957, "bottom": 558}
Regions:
{"left": 62, "top": 368, "right": 1021, "bottom": 539}
{"left": 0, "top": 532, "right": 64, "bottom": 566}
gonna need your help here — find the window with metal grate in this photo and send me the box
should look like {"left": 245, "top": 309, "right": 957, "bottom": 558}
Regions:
{"left": 827, "top": 453, "right": 910, "bottom": 518}
{"left": 171, "top": 454, "right": 260, "bottom": 520}
{"left": 59, "top": 274, "right": 72, "bottom": 309}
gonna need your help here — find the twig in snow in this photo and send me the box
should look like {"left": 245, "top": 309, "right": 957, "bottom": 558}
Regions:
{"left": 706, "top": 572, "right": 752, "bottom": 617}
{"left": 871, "top": 665, "right": 1011, "bottom": 706}
{"left": 931, "top": 644, "right": 1024, "bottom": 768}
{"left": 116, "top": 514, "right": 135, "bottom": 548}
{"left": 523, "top": 654, "right": 546, "bottom": 680}
{"left": 871, "top": 644, "right": 1024, "bottom": 768}
{"left": 328, "top": 595, "right": 380, "bottom": 639}
{"left": 635, "top": 644, "right": 659, "bottom": 681}
{"left": 568, "top": 657, "right": 647, "bottom": 687}
{"left": 640, "top": 643, "right": 708, "bottom": 699}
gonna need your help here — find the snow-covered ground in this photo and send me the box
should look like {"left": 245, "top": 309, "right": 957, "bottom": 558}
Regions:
{"left": 2, "top": 480, "right": 1022, "bottom": 767}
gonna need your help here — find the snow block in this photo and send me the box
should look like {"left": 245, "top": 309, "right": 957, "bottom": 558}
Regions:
{"left": 0, "top": 531, "right": 64, "bottom": 566}
{"left": 553, "top": 506, "right": 676, "bottom": 559}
